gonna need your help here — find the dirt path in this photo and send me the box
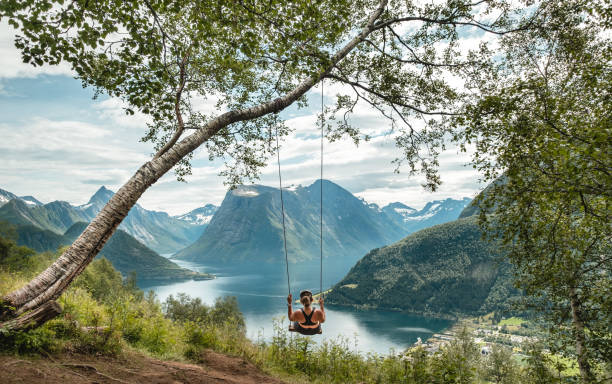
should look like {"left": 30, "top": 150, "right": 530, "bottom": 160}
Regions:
{"left": 0, "top": 350, "right": 287, "bottom": 384}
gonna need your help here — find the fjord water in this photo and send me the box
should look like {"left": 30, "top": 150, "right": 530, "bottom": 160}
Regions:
{"left": 142, "top": 258, "right": 452, "bottom": 355}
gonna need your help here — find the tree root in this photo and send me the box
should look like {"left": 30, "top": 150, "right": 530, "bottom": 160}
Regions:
{"left": 61, "top": 363, "right": 132, "bottom": 384}
{"left": 2, "top": 359, "right": 32, "bottom": 367}
{"left": 0, "top": 301, "right": 61, "bottom": 331}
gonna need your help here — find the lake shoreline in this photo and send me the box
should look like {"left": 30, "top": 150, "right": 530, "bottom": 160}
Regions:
{"left": 324, "top": 301, "right": 462, "bottom": 321}
{"left": 143, "top": 261, "right": 455, "bottom": 355}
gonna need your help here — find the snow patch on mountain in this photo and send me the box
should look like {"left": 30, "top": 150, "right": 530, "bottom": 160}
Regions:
{"left": 402, "top": 211, "right": 436, "bottom": 221}
{"left": 194, "top": 214, "right": 213, "bottom": 224}
{"left": 174, "top": 204, "right": 218, "bottom": 226}
{"left": 19, "top": 196, "right": 43, "bottom": 206}
{"left": 0, "top": 189, "right": 19, "bottom": 207}
{"left": 176, "top": 213, "right": 214, "bottom": 225}
{"left": 285, "top": 184, "right": 301, "bottom": 192}
{"left": 233, "top": 188, "right": 259, "bottom": 197}
{"left": 394, "top": 207, "right": 417, "bottom": 215}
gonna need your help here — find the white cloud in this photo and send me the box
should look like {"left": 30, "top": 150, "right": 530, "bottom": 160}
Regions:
{"left": 94, "top": 98, "right": 151, "bottom": 130}
{"left": 0, "top": 116, "right": 151, "bottom": 205}
{"left": 0, "top": 21, "right": 74, "bottom": 79}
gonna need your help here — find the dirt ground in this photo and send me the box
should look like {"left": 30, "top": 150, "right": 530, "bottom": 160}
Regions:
{"left": 0, "top": 349, "right": 287, "bottom": 384}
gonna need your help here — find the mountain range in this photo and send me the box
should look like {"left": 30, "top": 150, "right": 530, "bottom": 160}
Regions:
{"left": 382, "top": 198, "right": 472, "bottom": 233}
{"left": 0, "top": 189, "right": 43, "bottom": 207}
{"left": 173, "top": 180, "right": 471, "bottom": 269}
{"left": 1, "top": 182, "right": 474, "bottom": 296}
{"left": 0, "top": 218, "right": 211, "bottom": 281}
{"left": 0, "top": 187, "right": 217, "bottom": 254}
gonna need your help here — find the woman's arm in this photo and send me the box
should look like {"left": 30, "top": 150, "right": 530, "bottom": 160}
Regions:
{"left": 287, "top": 294, "right": 295, "bottom": 321}
{"left": 318, "top": 296, "right": 326, "bottom": 323}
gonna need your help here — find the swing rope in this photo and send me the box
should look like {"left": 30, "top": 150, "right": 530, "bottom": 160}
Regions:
{"left": 275, "top": 126, "right": 291, "bottom": 295}
{"left": 276, "top": 79, "right": 325, "bottom": 298}
{"left": 320, "top": 79, "right": 324, "bottom": 297}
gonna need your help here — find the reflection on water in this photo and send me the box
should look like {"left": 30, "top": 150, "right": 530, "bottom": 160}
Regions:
{"left": 141, "top": 260, "right": 452, "bottom": 355}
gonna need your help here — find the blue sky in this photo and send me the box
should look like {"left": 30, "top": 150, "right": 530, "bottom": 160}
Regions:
{"left": 0, "top": 20, "right": 487, "bottom": 215}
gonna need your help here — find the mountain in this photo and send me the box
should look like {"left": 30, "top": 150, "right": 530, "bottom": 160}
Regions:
{"left": 0, "top": 188, "right": 18, "bottom": 207}
{"left": 0, "top": 188, "right": 44, "bottom": 208}
{"left": 77, "top": 186, "right": 114, "bottom": 219}
{"left": 326, "top": 216, "right": 516, "bottom": 317}
{"left": 173, "top": 180, "right": 408, "bottom": 267}
{"left": 63, "top": 222, "right": 212, "bottom": 282}
{"left": 174, "top": 204, "right": 218, "bottom": 225}
{"left": 77, "top": 186, "right": 208, "bottom": 254}
{"left": 382, "top": 197, "right": 472, "bottom": 233}
{"left": 19, "top": 196, "right": 43, "bottom": 206}
{"left": 0, "top": 198, "right": 89, "bottom": 234}
{"left": 15, "top": 224, "right": 68, "bottom": 253}
{"left": 0, "top": 186, "right": 211, "bottom": 254}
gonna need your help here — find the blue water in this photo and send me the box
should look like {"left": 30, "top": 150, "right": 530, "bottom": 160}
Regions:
{"left": 141, "top": 260, "right": 452, "bottom": 355}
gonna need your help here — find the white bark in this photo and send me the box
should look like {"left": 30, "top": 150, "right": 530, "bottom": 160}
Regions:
{"left": 0, "top": 0, "right": 387, "bottom": 329}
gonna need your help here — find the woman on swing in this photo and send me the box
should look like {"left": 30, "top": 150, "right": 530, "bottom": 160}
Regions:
{"left": 287, "top": 290, "right": 325, "bottom": 335}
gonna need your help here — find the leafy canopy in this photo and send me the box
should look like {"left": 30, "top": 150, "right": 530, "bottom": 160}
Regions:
{"left": 453, "top": 0, "right": 611, "bottom": 372}
{"left": 1, "top": 0, "right": 530, "bottom": 187}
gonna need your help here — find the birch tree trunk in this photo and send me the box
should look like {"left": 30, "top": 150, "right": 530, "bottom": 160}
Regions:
{"left": 569, "top": 288, "right": 594, "bottom": 382}
{"left": 0, "top": 0, "right": 386, "bottom": 330}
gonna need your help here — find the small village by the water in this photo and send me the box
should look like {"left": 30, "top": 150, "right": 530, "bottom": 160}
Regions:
{"left": 420, "top": 315, "right": 538, "bottom": 357}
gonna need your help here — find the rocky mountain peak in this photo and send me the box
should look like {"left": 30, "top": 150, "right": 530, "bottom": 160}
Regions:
{"left": 88, "top": 186, "right": 115, "bottom": 204}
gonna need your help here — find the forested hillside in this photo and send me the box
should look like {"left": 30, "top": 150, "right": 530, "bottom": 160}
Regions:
{"left": 64, "top": 222, "right": 212, "bottom": 282}
{"left": 327, "top": 216, "right": 517, "bottom": 316}
{"left": 0, "top": 220, "right": 209, "bottom": 282}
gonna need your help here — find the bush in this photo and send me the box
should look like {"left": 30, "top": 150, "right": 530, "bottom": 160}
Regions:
{"left": 163, "top": 294, "right": 245, "bottom": 330}
{"left": 73, "top": 258, "right": 142, "bottom": 303}
{"left": 164, "top": 293, "right": 209, "bottom": 323}
{"left": 0, "top": 326, "right": 58, "bottom": 355}
{"left": 483, "top": 344, "right": 521, "bottom": 384}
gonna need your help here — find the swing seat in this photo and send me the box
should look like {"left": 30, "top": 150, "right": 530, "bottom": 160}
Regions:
{"left": 289, "top": 322, "right": 323, "bottom": 335}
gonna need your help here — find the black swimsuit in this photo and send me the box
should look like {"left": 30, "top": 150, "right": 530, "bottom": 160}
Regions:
{"left": 293, "top": 307, "right": 321, "bottom": 335}
{"left": 300, "top": 308, "right": 317, "bottom": 326}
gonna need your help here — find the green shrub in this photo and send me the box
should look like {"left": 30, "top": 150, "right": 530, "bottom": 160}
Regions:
{"left": 0, "top": 326, "right": 58, "bottom": 355}
{"left": 163, "top": 294, "right": 245, "bottom": 330}
{"left": 70, "top": 327, "right": 123, "bottom": 356}
{"left": 164, "top": 293, "right": 209, "bottom": 323}
{"left": 73, "top": 258, "right": 142, "bottom": 303}
{"left": 483, "top": 344, "right": 521, "bottom": 384}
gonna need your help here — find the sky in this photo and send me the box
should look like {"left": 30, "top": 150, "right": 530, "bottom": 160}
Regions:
{"left": 0, "top": 19, "right": 489, "bottom": 216}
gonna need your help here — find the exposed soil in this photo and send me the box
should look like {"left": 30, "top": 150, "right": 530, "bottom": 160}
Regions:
{"left": 0, "top": 349, "right": 286, "bottom": 384}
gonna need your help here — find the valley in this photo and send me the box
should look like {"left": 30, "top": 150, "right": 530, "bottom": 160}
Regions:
{"left": 1, "top": 180, "right": 480, "bottom": 353}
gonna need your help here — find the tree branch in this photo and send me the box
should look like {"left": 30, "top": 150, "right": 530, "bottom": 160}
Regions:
{"left": 154, "top": 52, "right": 190, "bottom": 159}
{"left": 326, "top": 73, "right": 458, "bottom": 116}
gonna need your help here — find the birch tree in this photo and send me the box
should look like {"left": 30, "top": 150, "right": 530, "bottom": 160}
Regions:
{"left": 0, "top": 0, "right": 530, "bottom": 330}
{"left": 454, "top": 1, "right": 611, "bottom": 380}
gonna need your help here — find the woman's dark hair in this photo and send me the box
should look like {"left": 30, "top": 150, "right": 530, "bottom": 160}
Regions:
{"left": 300, "top": 294, "right": 312, "bottom": 307}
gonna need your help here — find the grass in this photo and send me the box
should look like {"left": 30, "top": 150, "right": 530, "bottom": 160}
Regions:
{"left": 548, "top": 354, "right": 580, "bottom": 377}
{"left": 499, "top": 317, "right": 525, "bottom": 327}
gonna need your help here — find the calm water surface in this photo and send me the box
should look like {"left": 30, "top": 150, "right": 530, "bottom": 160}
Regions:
{"left": 142, "top": 260, "right": 452, "bottom": 355}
